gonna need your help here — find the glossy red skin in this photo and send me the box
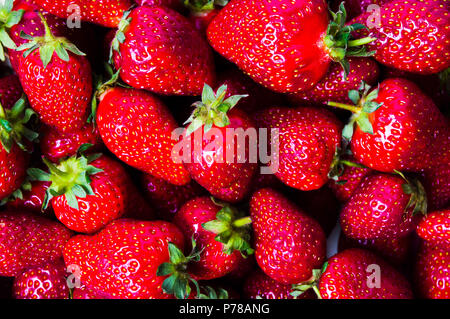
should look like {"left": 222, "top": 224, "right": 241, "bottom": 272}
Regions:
{"left": 13, "top": 261, "right": 69, "bottom": 299}
{"left": 256, "top": 106, "right": 342, "bottom": 191}
{"left": 250, "top": 188, "right": 326, "bottom": 284}
{"left": 63, "top": 219, "right": 185, "bottom": 299}
{"left": 0, "top": 211, "right": 73, "bottom": 277}
{"left": 319, "top": 248, "right": 413, "bottom": 299}
{"left": 340, "top": 173, "right": 420, "bottom": 240}
{"left": 291, "top": 58, "right": 380, "bottom": 105}
{"left": 415, "top": 243, "right": 449, "bottom": 299}
{"left": 417, "top": 209, "right": 450, "bottom": 248}
{"left": 141, "top": 174, "right": 206, "bottom": 220}
{"left": 0, "top": 75, "right": 23, "bottom": 109}
{"left": 13, "top": 0, "right": 39, "bottom": 11}
{"left": 40, "top": 124, "right": 103, "bottom": 162}
{"left": 331, "top": 0, "right": 393, "bottom": 20}
{"left": 351, "top": 78, "right": 447, "bottom": 172}
{"left": 328, "top": 155, "right": 373, "bottom": 202}
{"left": 183, "top": 109, "right": 258, "bottom": 202}
{"left": 112, "top": 6, "right": 215, "bottom": 96}
{"left": 351, "top": 0, "right": 450, "bottom": 74}
{"left": 51, "top": 156, "right": 142, "bottom": 234}
{"left": 6, "top": 181, "right": 53, "bottom": 216}
{"left": 97, "top": 87, "right": 190, "bottom": 186}
{"left": 173, "top": 197, "right": 244, "bottom": 280}
{"left": 31, "top": 0, "right": 133, "bottom": 27}
{"left": 338, "top": 233, "right": 412, "bottom": 266}
{"left": 207, "top": 0, "right": 330, "bottom": 93}
{"left": 73, "top": 283, "right": 113, "bottom": 299}
{"left": 0, "top": 144, "right": 29, "bottom": 201}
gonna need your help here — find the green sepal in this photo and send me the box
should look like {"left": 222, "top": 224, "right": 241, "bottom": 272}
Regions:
{"left": 197, "top": 286, "right": 229, "bottom": 299}
{"left": 184, "top": 0, "right": 228, "bottom": 13}
{"left": 291, "top": 262, "right": 328, "bottom": 299}
{"left": 0, "top": 0, "right": 24, "bottom": 61}
{"left": 109, "top": 10, "right": 132, "bottom": 63}
{"left": 395, "top": 170, "right": 428, "bottom": 217}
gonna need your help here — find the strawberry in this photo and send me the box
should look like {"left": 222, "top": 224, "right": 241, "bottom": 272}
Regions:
{"left": 293, "top": 248, "right": 413, "bottom": 299}
{"left": 63, "top": 219, "right": 185, "bottom": 299}
{"left": 14, "top": 13, "right": 92, "bottom": 133}
{"left": 28, "top": 153, "right": 151, "bottom": 233}
{"left": 31, "top": 0, "right": 133, "bottom": 28}
{"left": 141, "top": 173, "right": 206, "bottom": 220}
{"left": 0, "top": 0, "right": 24, "bottom": 61}
{"left": 415, "top": 242, "right": 449, "bottom": 299}
{"left": 40, "top": 124, "right": 103, "bottom": 162}
{"left": 291, "top": 58, "right": 380, "bottom": 105}
{"left": 250, "top": 188, "right": 326, "bottom": 284}
{"left": 207, "top": 1, "right": 375, "bottom": 93}
{"left": 340, "top": 172, "right": 427, "bottom": 240}
{"left": 95, "top": 86, "right": 191, "bottom": 186}
{"left": 329, "top": 78, "right": 447, "bottom": 172}
{"left": 417, "top": 208, "right": 450, "bottom": 248}
{"left": 110, "top": 5, "right": 215, "bottom": 96}
{"left": 0, "top": 74, "right": 22, "bottom": 109}
{"left": 0, "top": 211, "right": 73, "bottom": 277}
{"left": 4, "top": 180, "right": 53, "bottom": 216}
{"left": 255, "top": 106, "right": 342, "bottom": 191}
{"left": 172, "top": 197, "right": 253, "bottom": 280}
{"left": 351, "top": 0, "right": 450, "bottom": 74}
{"left": 13, "top": 260, "right": 69, "bottom": 299}
{"left": 181, "top": 84, "right": 257, "bottom": 202}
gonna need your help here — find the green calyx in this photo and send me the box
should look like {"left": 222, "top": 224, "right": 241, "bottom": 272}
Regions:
{"left": 324, "top": 2, "right": 375, "bottom": 76}
{"left": 0, "top": 95, "right": 38, "bottom": 153}
{"left": 156, "top": 238, "right": 203, "bottom": 299}
{"left": 327, "top": 147, "right": 367, "bottom": 182}
{"left": 291, "top": 262, "right": 328, "bottom": 299}
{"left": 0, "top": 0, "right": 23, "bottom": 61}
{"left": 184, "top": 0, "right": 228, "bottom": 13}
{"left": 109, "top": 10, "right": 132, "bottom": 63}
{"left": 26, "top": 148, "right": 103, "bottom": 211}
{"left": 328, "top": 81, "right": 383, "bottom": 142}
{"left": 202, "top": 197, "right": 254, "bottom": 257}
{"left": 395, "top": 170, "right": 428, "bottom": 217}
{"left": 197, "top": 286, "right": 229, "bottom": 299}
{"left": 16, "top": 12, "right": 85, "bottom": 68}
{"left": 184, "top": 83, "right": 247, "bottom": 136}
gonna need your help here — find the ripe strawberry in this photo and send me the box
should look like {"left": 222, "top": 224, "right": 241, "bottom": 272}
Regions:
{"left": 63, "top": 219, "right": 185, "bottom": 299}
{"left": 172, "top": 197, "right": 253, "bottom": 280}
{"left": 291, "top": 58, "right": 380, "bottom": 105}
{"left": 415, "top": 243, "right": 449, "bottom": 299}
{"left": 40, "top": 124, "right": 103, "bottom": 162}
{"left": 250, "top": 188, "right": 326, "bottom": 284}
{"left": 181, "top": 84, "right": 257, "bottom": 202}
{"left": 331, "top": 0, "right": 393, "bottom": 20}
{"left": 207, "top": 1, "right": 374, "bottom": 93}
{"left": 0, "top": 74, "right": 22, "bottom": 109}
{"left": 14, "top": 13, "right": 92, "bottom": 133}
{"left": 294, "top": 248, "right": 413, "bottom": 299}
{"left": 340, "top": 172, "right": 427, "bottom": 240}
{"left": 0, "top": 211, "right": 73, "bottom": 277}
{"left": 4, "top": 180, "right": 53, "bottom": 216}
{"left": 28, "top": 153, "right": 152, "bottom": 233}
{"left": 329, "top": 78, "right": 447, "bottom": 172}
{"left": 141, "top": 174, "right": 206, "bottom": 220}
{"left": 417, "top": 208, "right": 450, "bottom": 248}
{"left": 31, "top": 0, "right": 133, "bottom": 28}
{"left": 0, "top": 0, "right": 24, "bottom": 61}
{"left": 13, "top": 260, "right": 69, "bottom": 299}
{"left": 96, "top": 86, "right": 190, "bottom": 186}
{"left": 110, "top": 5, "right": 215, "bottom": 96}
{"left": 255, "top": 106, "right": 342, "bottom": 191}
{"left": 351, "top": 0, "right": 450, "bottom": 74}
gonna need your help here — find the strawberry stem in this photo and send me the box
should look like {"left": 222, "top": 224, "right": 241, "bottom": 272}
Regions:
{"left": 233, "top": 216, "right": 252, "bottom": 227}
{"left": 312, "top": 286, "right": 322, "bottom": 299}
{"left": 37, "top": 12, "right": 55, "bottom": 42}
{"left": 327, "top": 101, "right": 361, "bottom": 113}
{"left": 347, "top": 37, "right": 376, "bottom": 47}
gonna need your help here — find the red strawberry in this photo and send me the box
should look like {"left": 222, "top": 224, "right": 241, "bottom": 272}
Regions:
{"left": 141, "top": 173, "right": 206, "bottom": 220}
{"left": 31, "top": 0, "right": 133, "bottom": 28}
{"left": 340, "top": 172, "right": 426, "bottom": 240}
{"left": 40, "top": 124, "right": 103, "bottom": 162}
{"left": 96, "top": 86, "right": 190, "bottom": 186}
{"left": 13, "top": 260, "right": 69, "bottom": 299}
{"left": 4, "top": 181, "right": 53, "bottom": 216}
{"left": 0, "top": 74, "right": 22, "bottom": 109}
{"left": 181, "top": 84, "right": 258, "bottom": 202}
{"left": 294, "top": 248, "right": 413, "bottom": 299}
{"left": 207, "top": 1, "right": 374, "bottom": 93}
{"left": 28, "top": 153, "right": 152, "bottom": 233}
{"left": 63, "top": 219, "right": 185, "bottom": 299}
{"left": 329, "top": 78, "right": 447, "bottom": 172}
{"left": 291, "top": 58, "right": 380, "bottom": 105}
{"left": 250, "top": 188, "right": 326, "bottom": 284}
{"left": 415, "top": 243, "right": 449, "bottom": 299}
{"left": 0, "top": 211, "right": 73, "bottom": 277}
{"left": 417, "top": 208, "right": 450, "bottom": 248}
{"left": 255, "top": 106, "right": 342, "bottom": 191}
{"left": 172, "top": 197, "right": 253, "bottom": 280}
{"left": 351, "top": 0, "right": 450, "bottom": 74}
{"left": 14, "top": 13, "right": 92, "bottom": 133}
{"left": 331, "top": 0, "right": 393, "bottom": 20}
{"left": 111, "top": 5, "right": 215, "bottom": 96}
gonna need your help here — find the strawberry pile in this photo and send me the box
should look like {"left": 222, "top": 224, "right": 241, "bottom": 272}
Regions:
{"left": 0, "top": 0, "right": 449, "bottom": 300}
